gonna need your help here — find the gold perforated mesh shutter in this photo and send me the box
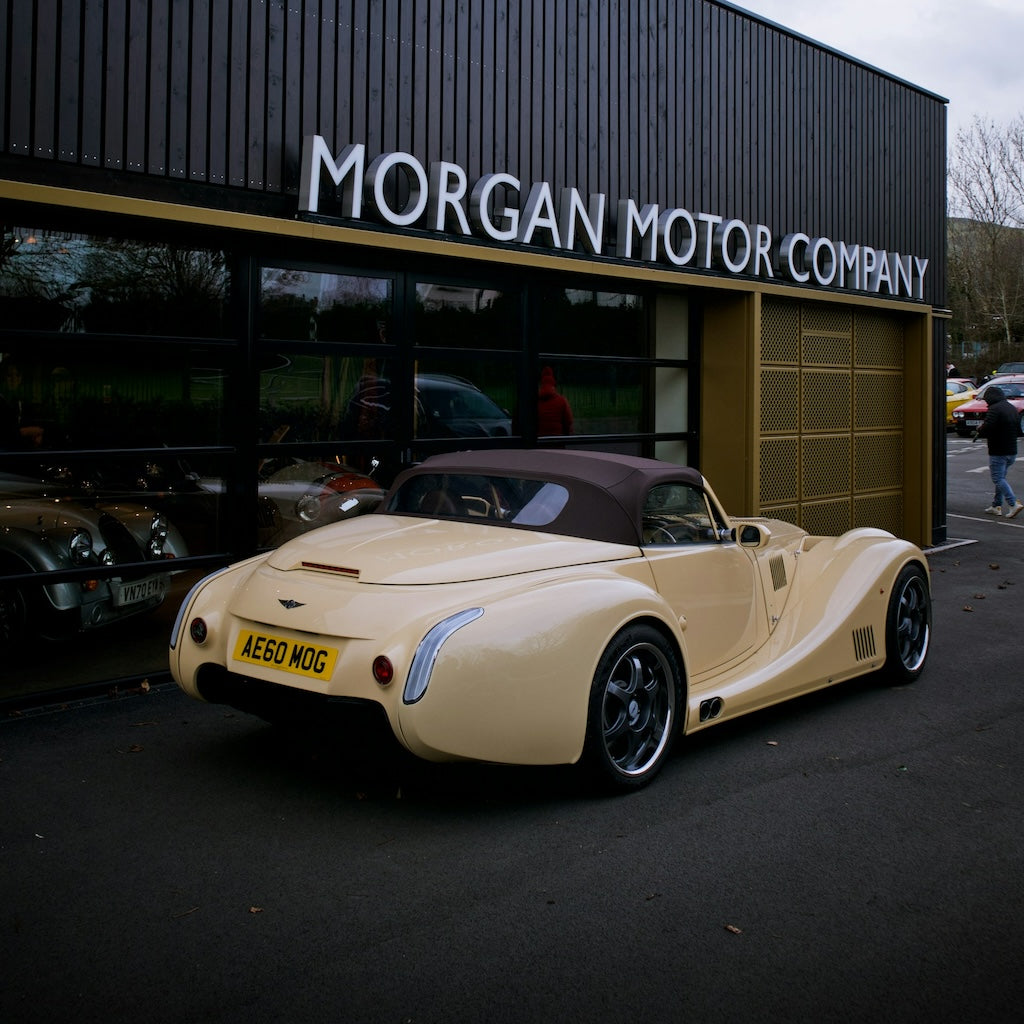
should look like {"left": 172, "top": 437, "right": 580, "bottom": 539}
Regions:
{"left": 758, "top": 299, "right": 905, "bottom": 536}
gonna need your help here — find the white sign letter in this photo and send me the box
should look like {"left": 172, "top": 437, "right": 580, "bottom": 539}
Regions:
{"left": 299, "top": 136, "right": 365, "bottom": 216}
{"left": 365, "top": 152, "right": 429, "bottom": 227}
{"left": 559, "top": 189, "right": 605, "bottom": 255}
{"left": 470, "top": 173, "right": 521, "bottom": 241}
{"left": 914, "top": 257, "right": 929, "bottom": 300}
{"left": 616, "top": 200, "right": 659, "bottom": 260}
{"left": 810, "top": 238, "right": 837, "bottom": 286}
{"left": 658, "top": 208, "right": 698, "bottom": 266}
{"left": 754, "top": 224, "right": 774, "bottom": 279}
{"left": 714, "top": 220, "right": 753, "bottom": 273}
{"left": 518, "top": 182, "right": 562, "bottom": 247}
{"left": 428, "top": 162, "right": 472, "bottom": 235}
{"left": 780, "top": 233, "right": 811, "bottom": 283}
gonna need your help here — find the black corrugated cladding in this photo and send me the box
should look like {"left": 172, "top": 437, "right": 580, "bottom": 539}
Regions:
{"left": 0, "top": 0, "right": 946, "bottom": 305}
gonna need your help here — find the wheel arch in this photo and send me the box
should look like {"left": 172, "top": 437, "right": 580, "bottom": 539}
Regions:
{"left": 394, "top": 576, "right": 685, "bottom": 767}
{"left": 618, "top": 611, "right": 689, "bottom": 694}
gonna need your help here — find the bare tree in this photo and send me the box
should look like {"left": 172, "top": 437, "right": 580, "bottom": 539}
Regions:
{"left": 948, "top": 116, "right": 1024, "bottom": 372}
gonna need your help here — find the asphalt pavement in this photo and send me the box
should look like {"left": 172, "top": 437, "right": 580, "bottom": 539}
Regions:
{"left": 2, "top": 443, "right": 1023, "bottom": 1024}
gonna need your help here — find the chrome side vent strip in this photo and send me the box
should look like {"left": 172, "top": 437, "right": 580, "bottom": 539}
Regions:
{"left": 853, "top": 625, "right": 877, "bottom": 661}
{"left": 769, "top": 554, "right": 787, "bottom": 591}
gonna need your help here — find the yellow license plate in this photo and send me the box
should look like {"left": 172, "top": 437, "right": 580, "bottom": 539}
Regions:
{"left": 232, "top": 630, "right": 339, "bottom": 680}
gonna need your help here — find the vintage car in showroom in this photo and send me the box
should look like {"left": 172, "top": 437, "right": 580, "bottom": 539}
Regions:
{"left": 253, "top": 458, "right": 385, "bottom": 547}
{"left": 1, "top": 472, "right": 188, "bottom": 651}
{"left": 169, "top": 450, "right": 931, "bottom": 790}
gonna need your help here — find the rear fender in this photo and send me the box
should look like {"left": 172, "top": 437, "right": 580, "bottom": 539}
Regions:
{"left": 0, "top": 532, "right": 82, "bottom": 612}
{"left": 168, "top": 556, "right": 268, "bottom": 696}
{"left": 395, "top": 575, "right": 683, "bottom": 766}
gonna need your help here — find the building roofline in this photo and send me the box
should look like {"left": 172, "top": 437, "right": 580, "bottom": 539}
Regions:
{"left": 716, "top": 1, "right": 949, "bottom": 105}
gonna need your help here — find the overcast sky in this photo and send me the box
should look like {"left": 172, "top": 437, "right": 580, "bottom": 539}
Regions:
{"left": 732, "top": 0, "right": 1024, "bottom": 145}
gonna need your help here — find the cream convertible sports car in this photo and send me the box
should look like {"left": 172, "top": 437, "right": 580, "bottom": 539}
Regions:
{"left": 169, "top": 450, "right": 931, "bottom": 789}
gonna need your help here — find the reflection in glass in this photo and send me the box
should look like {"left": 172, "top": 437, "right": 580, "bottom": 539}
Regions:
{"left": 414, "top": 282, "right": 520, "bottom": 348}
{"left": 0, "top": 345, "right": 227, "bottom": 449}
{"left": 537, "top": 365, "right": 575, "bottom": 437}
{"left": 0, "top": 452, "right": 230, "bottom": 555}
{"left": 537, "top": 362, "right": 644, "bottom": 436}
{"left": 260, "top": 269, "right": 391, "bottom": 343}
{"left": 0, "top": 227, "right": 229, "bottom": 336}
{"left": 260, "top": 354, "right": 392, "bottom": 443}
{"left": 253, "top": 456, "right": 385, "bottom": 548}
{"left": 538, "top": 288, "right": 646, "bottom": 357}
{"left": 412, "top": 359, "right": 516, "bottom": 439}
{"left": 0, "top": 566, "right": 207, "bottom": 702}
{"left": 0, "top": 460, "right": 189, "bottom": 678}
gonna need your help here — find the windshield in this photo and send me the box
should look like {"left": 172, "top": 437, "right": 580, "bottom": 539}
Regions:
{"left": 983, "top": 382, "right": 1024, "bottom": 399}
{"left": 385, "top": 472, "right": 570, "bottom": 525}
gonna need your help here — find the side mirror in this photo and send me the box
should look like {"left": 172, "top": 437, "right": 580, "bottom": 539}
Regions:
{"left": 734, "top": 522, "right": 771, "bottom": 548}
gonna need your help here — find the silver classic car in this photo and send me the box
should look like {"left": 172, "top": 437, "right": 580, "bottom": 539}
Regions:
{"left": 0, "top": 472, "right": 187, "bottom": 650}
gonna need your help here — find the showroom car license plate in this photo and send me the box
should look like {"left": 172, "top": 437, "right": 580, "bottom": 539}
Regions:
{"left": 113, "top": 574, "right": 168, "bottom": 608}
{"left": 232, "top": 629, "right": 339, "bottom": 680}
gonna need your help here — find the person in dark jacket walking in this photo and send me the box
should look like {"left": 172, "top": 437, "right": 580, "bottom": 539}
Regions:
{"left": 537, "top": 366, "right": 574, "bottom": 437}
{"left": 974, "top": 385, "right": 1023, "bottom": 517}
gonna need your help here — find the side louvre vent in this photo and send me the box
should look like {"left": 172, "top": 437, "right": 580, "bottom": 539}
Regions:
{"left": 852, "top": 625, "right": 877, "bottom": 661}
{"left": 769, "top": 554, "right": 788, "bottom": 591}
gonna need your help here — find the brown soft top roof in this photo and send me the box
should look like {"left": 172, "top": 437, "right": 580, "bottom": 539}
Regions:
{"left": 384, "top": 449, "right": 709, "bottom": 546}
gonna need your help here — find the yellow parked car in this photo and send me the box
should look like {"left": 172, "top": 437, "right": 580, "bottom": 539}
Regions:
{"left": 945, "top": 379, "right": 977, "bottom": 426}
{"left": 170, "top": 449, "right": 931, "bottom": 790}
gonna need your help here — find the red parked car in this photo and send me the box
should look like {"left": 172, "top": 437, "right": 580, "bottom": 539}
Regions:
{"left": 950, "top": 375, "right": 1024, "bottom": 437}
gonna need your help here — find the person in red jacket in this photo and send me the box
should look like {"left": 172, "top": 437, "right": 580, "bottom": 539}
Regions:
{"left": 537, "top": 366, "right": 574, "bottom": 437}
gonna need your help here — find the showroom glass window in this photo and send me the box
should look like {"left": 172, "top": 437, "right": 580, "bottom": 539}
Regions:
{"left": 535, "top": 288, "right": 649, "bottom": 445}
{"left": 411, "top": 280, "right": 521, "bottom": 445}
{"left": 258, "top": 268, "right": 395, "bottom": 447}
{"left": 0, "top": 226, "right": 233, "bottom": 700}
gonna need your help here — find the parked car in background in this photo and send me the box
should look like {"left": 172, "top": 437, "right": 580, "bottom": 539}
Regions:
{"left": 950, "top": 376, "right": 1024, "bottom": 437}
{"left": 170, "top": 449, "right": 930, "bottom": 791}
{"left": 981, "top": 362, "right": 1024, "bottom": 384}
{"left": 0, "top": 472, "right": 188, "bottom": 651}
{"left": 945, "top": 379, "right": 977, "bottom": 427}
{"left": 343, "top": 373, "right": 513, "bottom": 439}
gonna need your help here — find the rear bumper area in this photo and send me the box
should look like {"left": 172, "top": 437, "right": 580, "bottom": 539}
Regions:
{"left": 195, "top": 664, "right": 403, "bottom": 755}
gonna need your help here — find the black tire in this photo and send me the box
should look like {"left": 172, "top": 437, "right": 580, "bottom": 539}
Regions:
{"left": 883, "top": 563, "right": 931, "bottom": 683}
{"left": 583, "top": 624, "right": 682, "bottom": 790}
